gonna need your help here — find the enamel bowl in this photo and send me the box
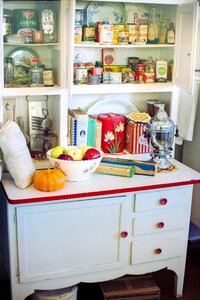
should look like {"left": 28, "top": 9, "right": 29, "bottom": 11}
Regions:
{"left": 46, "top": 147, "right": 103, "bottom": 182}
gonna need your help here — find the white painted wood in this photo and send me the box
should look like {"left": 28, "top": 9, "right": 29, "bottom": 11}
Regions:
{"left": 1, "top": 183, "right": 193, "bottom": 300}
{"left": 175, "top": 2, "right": 199, "bottom": 93}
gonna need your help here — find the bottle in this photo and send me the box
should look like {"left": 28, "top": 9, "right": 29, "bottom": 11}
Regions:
{"left": 147, "top": 5, "right": 159, "bottom": 44}
{"left": 159, "top": 19, "right": 167, "bottom": 44}
{"left": 167, "top": 23, "right": 175, "bottom": 44}
{"left": 37, "top": 1, "right": 58, "bottom": 43}
{"left": 4, "top": 57, "right": 13, "bottom": 87}
{"left": 29, "top": 58, "right": 44, "bottom": 87}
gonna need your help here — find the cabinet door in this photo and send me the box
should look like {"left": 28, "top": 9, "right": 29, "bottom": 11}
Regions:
{"left": 16, "top": 196, "right": 128, "bottom": 283}
{"left": 175, "top": 2, "right": 198, "bottom": 94}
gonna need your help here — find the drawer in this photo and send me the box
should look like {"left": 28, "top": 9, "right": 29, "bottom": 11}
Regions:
{"left": 131, "top": 232, "right": 182, "bottom": 265}
{"left": 133, "top": 207, "right": 187, "bottom": 235}
{"left": 134, "top": 187, "right": 190, "bottom": 212}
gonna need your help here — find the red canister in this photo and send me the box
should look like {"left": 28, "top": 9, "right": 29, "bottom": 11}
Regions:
{"left": 97, "top": 113, "right": 126, "bottom": 153}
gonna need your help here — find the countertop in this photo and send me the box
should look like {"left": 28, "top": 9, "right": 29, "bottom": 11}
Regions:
{"left": 1, "top": 159, "right": 200, "bottom": 205}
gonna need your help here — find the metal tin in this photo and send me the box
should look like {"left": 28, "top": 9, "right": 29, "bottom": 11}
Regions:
{"left": 13, "top": 9, "right": 39, "bottom": 42}
{"left": 99, "top": 24, "right": 114, "bottom": 45}
{"left": 74, "top": 26, "right": 82, "bottom": 44}
{"left": 75, "top": 68, "right": 88, "bottom": 84}
{"left": 83, "top": 26, "right": 95, "bottom": 41}
{"left": 43, "top": 69, "right": 54, "bottom": 86}
{"left": 113, "top": 24, "right": 125, "bottom": 44}
{"left": 135, "top": 63, "right": 145, "bottom": 81}
{"left": 118, "top": 31, "right": 129, "bottom": 45}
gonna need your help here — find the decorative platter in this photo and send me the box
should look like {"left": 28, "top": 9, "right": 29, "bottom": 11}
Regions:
{"left": 6, "top": 47, "right": 40, "bottom": 86}
{"left": 87, "top": 97, "right": 139, "bottom": 116}
{"left": 86, "top": 2, "right": 125, "bottom": 26}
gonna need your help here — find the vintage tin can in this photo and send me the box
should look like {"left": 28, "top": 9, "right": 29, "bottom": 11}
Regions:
{"left": 118, "top": 31, "right": 129, "bottom": 45}
{"left": 156, "top": 60, "right": 168, "bottom": 82}
{"left": 95, "top": 21, "right": 104, "bottom": 42}
{"left": 139, "top": 24, "right": 148, "bottom": 43}
{"left": 83, "top": 26, "right": 95, "bottom": 41}
{"left": 126, "top": 23, "right": 139, "bottom": 44}
{"left": 135, "top": 63, "right": 145, "bottom": 81}
{"left": 13, "top": 9, "right": 39, "bottom": 42}
{"left": 74, "top": 26, "right": 82, "bottom": 44}
{"left": 113, "top": 24, "right": 125, "bottom": 44}
{"left": 43, "top": 69, "right": 54, "bottom": 86}
{"left": 99, "top": 24, "right": 114, "bottom": 45}
{"left": 75, "top": 68, "right": 88, "bottom": 84}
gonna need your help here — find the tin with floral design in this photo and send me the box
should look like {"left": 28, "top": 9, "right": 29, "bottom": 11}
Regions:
{"left": 97, "top": 113, "right": 126, "bottom": 153}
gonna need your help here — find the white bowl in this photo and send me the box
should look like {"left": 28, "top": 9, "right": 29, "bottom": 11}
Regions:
{"left": 46, "top": 147, "right": 104, "bottom": 182}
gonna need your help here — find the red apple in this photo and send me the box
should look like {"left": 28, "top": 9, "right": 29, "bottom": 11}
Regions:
{"left": 58, "top": 154, "right": 73, "bottom": 161}
{"left": 84, "top": 148, "right": 101, "bottom": 160}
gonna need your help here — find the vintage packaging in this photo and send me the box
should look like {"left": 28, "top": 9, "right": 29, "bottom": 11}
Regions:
{"left": 99, "top": 24, "right": 114, "bottom": 45}
{"left": 75, "top": 68, "right": 88, "bottom": 84}
{"left": 74, "top": 26, "right": 82, "bottom": 44}
{"left": 103, "top": 72, "right": 110, "bottom": 84}
{"left": 125, "top": 120, "right": 150, "bottom": 154}
{"left": 139, "top": 24, "right": 148, "bottom": 43}
{"left": 102, "top": 48, "right": 115, "bottom": 65}
{"left": 143, "top": 72, "right": 155, "bottom": 83}
{"left": 156, "top": 60, "right": 168, "bottom": 82}
{"left": 118, "top": 31, "right": 129, "bottom": 45}
{"left": 83, "top": 26, "right": 95, "bottom": 41}
{"left": 110, "top": 72, "right": 122, "bottom": 84}
{"left": 113, "top": 24, "right": 125, "bottom": 44}
{"left": 103, "top": 65, "right": 126, "bottom": 72}
{"left": 125, "top": 4, "right": 150, "bottom": 25}
{"left": 126, "top": 23, "right": 139, "bottom": 44}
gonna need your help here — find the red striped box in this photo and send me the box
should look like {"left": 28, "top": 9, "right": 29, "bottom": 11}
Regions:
{"left": 125, "top": 120, "right": 150, "bottom": 154}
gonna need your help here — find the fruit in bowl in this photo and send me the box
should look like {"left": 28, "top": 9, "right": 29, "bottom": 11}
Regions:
{"left": 47, "top": 146, "right": 103, "bottom": 182}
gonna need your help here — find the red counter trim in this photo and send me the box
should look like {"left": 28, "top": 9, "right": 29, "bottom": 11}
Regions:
{"left": 6, "top": 179, "right": 200, "bottom": 205}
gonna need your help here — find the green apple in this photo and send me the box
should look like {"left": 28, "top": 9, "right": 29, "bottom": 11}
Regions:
{"left": 51, "top": 146, "right": 67, "bottom": 158}
{"left": 80, "top": 145, "right": 92, "bottom": 156}
{"left": 67, "top": 146, "right": 83, "bottom": 161}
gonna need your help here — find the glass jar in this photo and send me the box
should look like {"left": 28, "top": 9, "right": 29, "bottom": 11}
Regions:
{"left": 4, "top": 57, "right": 13, "bottom": 87}
{"left": 159, "top": 19, "right": 167, "bottom": 44}
{"left": 37, "top": 1, "right": 58, "bottom": 43}
{"left": 147, "top": 5, "right": 159, "bottom": 44}
{"left": 29, "top": 58, "right": 44, "bottom": 87}
{"left": 3, "top": 9, "right": 13, "bottom": 39}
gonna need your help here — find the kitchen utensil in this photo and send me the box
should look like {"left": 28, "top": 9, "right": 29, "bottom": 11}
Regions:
{"left": 144, "top": 104, "right": 178, "bottom": 169}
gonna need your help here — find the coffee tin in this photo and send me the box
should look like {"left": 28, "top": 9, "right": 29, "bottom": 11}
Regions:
{"left": 13, "top": 9, "right": 39, "bottom": 41}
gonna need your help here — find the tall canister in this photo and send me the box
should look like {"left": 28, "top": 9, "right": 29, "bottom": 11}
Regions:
{"left": 97, "top": 113, "right": 126, "bottom": 153}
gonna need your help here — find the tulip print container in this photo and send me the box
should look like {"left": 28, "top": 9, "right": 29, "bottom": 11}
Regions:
{"left": 97, "top": 113, "right": 126, "bottom": 153}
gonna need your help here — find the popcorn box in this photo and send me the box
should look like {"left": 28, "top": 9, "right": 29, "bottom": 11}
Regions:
{"left": 125, "top": 120, "right": 150, "bottom": 154}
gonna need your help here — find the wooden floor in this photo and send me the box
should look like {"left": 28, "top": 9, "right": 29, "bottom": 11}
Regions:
{"left": 1, "top": 240, "right": 200, "bottom": 300}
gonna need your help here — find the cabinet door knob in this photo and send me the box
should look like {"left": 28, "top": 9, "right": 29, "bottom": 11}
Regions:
{"left": 157, "top": 222, "right": 165, "bottom": 228}
{"left": 155, "top": 248, "right": 162, "bottom": 254}
{"left": 121, "top": 231, "right": 128, "bottom": 238}
{"left": 159, "top": 198, "right": 168, "bottom": 205}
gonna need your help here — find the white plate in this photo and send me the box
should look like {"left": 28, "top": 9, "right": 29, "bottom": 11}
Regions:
{"left": 86, "top": 2, "right": 124, "bottom": 26}
{"left": 87, "top": 98, "right": 138, "bottom": 116}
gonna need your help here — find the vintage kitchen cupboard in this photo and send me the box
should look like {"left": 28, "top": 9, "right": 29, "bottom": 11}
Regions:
{"left": 1, "top": 165, "right": 199, "bottom": 300}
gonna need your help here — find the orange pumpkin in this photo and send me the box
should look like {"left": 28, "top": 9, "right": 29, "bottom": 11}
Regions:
{"left": 33, "top": 169, "right": 66, "bottom": 192}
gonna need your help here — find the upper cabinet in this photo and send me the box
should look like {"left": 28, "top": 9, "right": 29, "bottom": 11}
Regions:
{"left": 2, "top": 0, "right": 69, "bottom": 97}
{"left": 70, "top": 0, "right": 198, "bottom": 95}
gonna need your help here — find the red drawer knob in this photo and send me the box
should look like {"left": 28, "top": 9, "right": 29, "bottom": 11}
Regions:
{"left": 157, "top": 222, "right": 165, "bottom": 228}
{"left": 159, "top": 198, "right": 168, "bottom": 205}
{"left": 121, "top": 231, "right": 128, "bottom": 238}
{"left": 155, "top": 248, "right": 162, "bottom": 254}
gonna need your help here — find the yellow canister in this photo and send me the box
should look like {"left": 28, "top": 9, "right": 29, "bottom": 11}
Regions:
{"left": 118, "top": 31, "right": 129, "bottom": 45}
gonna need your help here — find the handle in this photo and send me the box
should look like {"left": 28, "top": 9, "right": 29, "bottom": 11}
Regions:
{"left": 121, "top": 231, "right": 128, "bottom": 238}
{"left": 157, "top": 222, "right": 165, "bottom": 229}
{"left": 155, "top": 248, "right": 162, "bottom": 254}
{"left": 159, "top": 198, "right": 168, "bottom": 205}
